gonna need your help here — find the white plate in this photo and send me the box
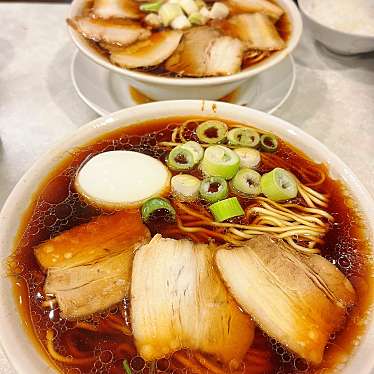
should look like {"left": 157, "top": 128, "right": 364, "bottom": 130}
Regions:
{"left": 71, "top": 51, "right": 296, "bottom": 115}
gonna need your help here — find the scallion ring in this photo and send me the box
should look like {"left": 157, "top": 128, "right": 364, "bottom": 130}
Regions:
{"left": 180, "top": 141, "right": 204, "bottom": 163}
{"left": 171, "top": 174, "right": 201, "bottom": 201}
{"left": 200, "top": 145, "right": 240, "bottom": 180}
{"left": 234, "top": 148, "right": 261, "bottom": 169}
{"left": 123, "top": 359, "right": 132, "bottom": 374}
{"left": 260, "top": 134, "right": 278, "bottom": 152}
{"left": 167, "top": 145, "right": 195, "bottom": 171}
{"left": 209, "top": 197, "right": 244, "bottom": 222}
{"left": 227, "top": 128, "right": 260, "bottom": 148}
{"left": 231, "top": 168, "right": 261, "bottom": 197}
{"left": 199, "top": 176, "right": 228, "bottom": 203}
{"left": 196, "top": 120, "right": 228, "bottom": 144}
{"left": 140, "top": 0, "right": 163, "bottom": 12}
{"left": 141, "top": 197, "right": 176, "bottom": 223}
{"left": 260, "top": 168, "right": 297, "bottom": 201}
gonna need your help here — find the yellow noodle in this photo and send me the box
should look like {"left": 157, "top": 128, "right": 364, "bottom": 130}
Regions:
{"left": 298, "top": 186, "right": 316, "bottom": 208}
{"left": 75, "top": 322, "right": 98, "bottom": 332}
{"left": 171, "top": 127, "right": 179, "bottom": 143}
{"left": 285, "top": 238, "right": 320, "bottom": 254}
{"left": 300, "top": 183, "right": 329, "bottom": 202}
{"left": 46, "top": 330, "right": 95, "bottom": 365}
{"left": 282, "top": 203, "right": 334, "bottom": 221}
{"left": 194, "top": 352, "right": 227, "bottom": 374}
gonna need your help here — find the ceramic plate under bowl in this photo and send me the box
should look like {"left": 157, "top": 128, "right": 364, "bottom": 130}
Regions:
{"left": 71, "top": 51, "right": 296, "bottom": 115}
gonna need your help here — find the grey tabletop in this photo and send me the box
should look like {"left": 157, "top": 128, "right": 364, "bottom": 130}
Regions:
{"left": 0, "top": 2, "right": 374, "bottom": 373}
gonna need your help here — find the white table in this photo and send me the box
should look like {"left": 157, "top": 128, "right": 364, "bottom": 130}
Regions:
{"left": 0, "top": 2, "right": 373, "bottom": 373}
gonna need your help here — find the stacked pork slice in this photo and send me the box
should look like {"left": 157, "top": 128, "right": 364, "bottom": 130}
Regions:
{"left": 34, "top": 210, "right": 150, "bottom": 319}
{"left": 35, "top": 210, "right": 355, "bottom": 366}
{"left": 68, "top": 0, "right": 287, "bottom": 76}
{"left": 131, "top": 234, "right": 255, "bottom": 365}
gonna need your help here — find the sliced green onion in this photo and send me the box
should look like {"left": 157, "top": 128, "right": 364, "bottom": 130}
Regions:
{"left": 227, "top": 128, "right": 260, "bottom": 148}
{"left": 180, "top": 141, "right": 204, "bottom": 163}
{"left": 195, "top": 0, "right": 206, "bottom": 8}
{"left": 180, "top": 0, "right": 199, "bottom": 14}
{"left": 200, "top": 6, "right": 210, "bottom": 17}
{"left": 123, "top": 359, "right": 132, "bottom": 374}
{"left": 200, "top": 145, "right": 240, "bottom": 180}
{"left": 209, "top": 2, "right": 230, "bottom": 19}
{"left": 140, "top": 0, "right": 163, "bottom": 12}
{"left": 167, "top": 145, "right": 195, "bottom": 171}
{"left": 144, "top": 13, "right": 162, "bottom": 27}
{"left": 159, "top": 3, "right": 183, "bottom": 26}
{"left": 188, "top": 11, "right": 207, "bottom": 25}
{"left": 260, "top": 134, "right": 278, "bottom": 152}
{"left": 231, "top": 168, "right": 261, "bottom": 197}
{"left": 199, "top": 176, "right": 228, "bottom": 203}
{"left": 196, "top": 120, "right": 228, "bottom": 144}
{"left": 234, "top": 148, "right": 261, "bottom": 169}
{"left": 171, "top": 174, "right": 201, "bottom": 201}
{"left": 141, "top": 197, "right": 176, "bottom": 223}
{"left": 209, "top": 197, "right": 244, "bottom": 222}
{"left": 171, "top": 14, "right": 191, "bottom": 29}
{"left": 260, "top": 168, "right": 297, "bottom": 202}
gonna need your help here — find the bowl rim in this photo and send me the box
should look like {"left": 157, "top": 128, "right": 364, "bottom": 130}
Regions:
{"left": 298, "top": 0, "right": 374, "bottom": 40}
{"left": 68, "top": 0, "right": 303, "bottom": 86}
{"left": 0, "top": 101, "right": 373, "bottom": 374}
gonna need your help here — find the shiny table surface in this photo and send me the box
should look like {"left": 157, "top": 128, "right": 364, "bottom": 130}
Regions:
{"left": 0, "top": 2, "right": 374, "bottom": 373}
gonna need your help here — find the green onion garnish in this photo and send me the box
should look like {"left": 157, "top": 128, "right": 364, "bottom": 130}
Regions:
{"left": 227, "top": 128, "right": 260, "bottom": 148}
{"left": 141, "top": 197, "right": 176, "bottom": 223}
{"left": 180, "top": 141, "right": 204, "bottom": 163}
{"left": 123, "top": 359, "right": 132, "bottom": 374}
{"left": 196, "top": 120, "right": 228, "bottom": 144}
{"left": 209, "top": 197, "right": 244, "bottom": 222}
{"left": 231, "top": 168, "right": 261, "bottom": 197}
{"left": 260, "top": 134, "right": 278, "bottom": 153}
{"left": 200, "top": 145, "right": 240, "bottom": 180}
{"left": 260, "top": 168, "right": 297, "bottom": 201}
{"left": 199, "top": 176, "right": 228, "bottom": 203}
{"left": 167, "top": 145, "right": 196, "bottom": 171}
{"left": 140, "top": 0, "right": 163, "bottom": 13}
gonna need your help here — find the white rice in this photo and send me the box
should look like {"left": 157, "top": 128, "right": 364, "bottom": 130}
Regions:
{"left": 305, "top": 0, "right": 374, "bottom": 37}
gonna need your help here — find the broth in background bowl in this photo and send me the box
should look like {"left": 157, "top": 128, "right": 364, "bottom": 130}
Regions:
{"left": 68, "top": 0, "right": 302, "bottom": 100}
{"left": 0, "top": 101, "right": 373, "bottom": 374}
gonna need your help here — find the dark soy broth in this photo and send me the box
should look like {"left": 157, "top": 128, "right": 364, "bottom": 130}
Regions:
{"left": 7, "top": 118, "right": 373, "bottom": 374}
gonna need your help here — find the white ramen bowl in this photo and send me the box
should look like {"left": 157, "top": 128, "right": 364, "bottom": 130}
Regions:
{"left": 299, "top": 0, "right": 374, "bottom": 55}
{"left": 0, "top": 101, "right": 373, "bottom": 373}
{"left": 68, "top": 0, "right": 302, "bottom": 101}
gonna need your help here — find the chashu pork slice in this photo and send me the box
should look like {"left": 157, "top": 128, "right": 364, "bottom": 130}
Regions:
{"left": 110, "top": 30, "right": 183, "bottom": 68}
{"left": 165, "top": 27, "right": 220, "bottom": 77}
{"left": 165, "top": 27, "right": 244, "bottom": 77}
{"left": 68, "top": 16, "right": 150, "bottom": 46}
{"left": 92, "top": 0, "right": 142, "bottom": 20}
{"left": 35, "top": 210, "right": 150, "bottom": 319}
{"left": 45, "top": 251, "right": 133, "bottom": 319}
{"left": 216, "top": 234, "right": 356, "bottom": 365}
{"left": 216, "top": 13, "right": 285, "bottom": 51}
{"left": 35, "top": 210, "right": 150, "bottom": 270}
{"left": 227, "top": 0, "right": 284, "bottom": 20}
{"left": 206, "top": 36, "right": 244, "bottom": 76}
{"left": 131, "top": 234, "right": 254, "bottom": 365}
